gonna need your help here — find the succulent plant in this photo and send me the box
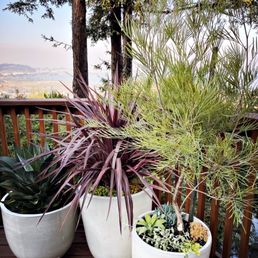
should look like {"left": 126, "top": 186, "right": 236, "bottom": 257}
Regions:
{"left": 0, "top": 145, "right": 69, "bottom": 214}
{"left": 155, "top": 204, "right": 177, "bottom": 228}
{"left": 181, "top": 241, "right": 202, "bottom": 256}
{"left": 140, "top": 225, "right": 196, "bottom": 254}
{"left": 94, "top": 185, "right": 116, "bottom": 196}
{"left": 136, "top": 207, "right": 204, "bottom": 256}
{"left": 190, "top": 222, "right": 208, "bottom": 242}
{"left": 136, "top": 213, "right": 165, "bottom": 235}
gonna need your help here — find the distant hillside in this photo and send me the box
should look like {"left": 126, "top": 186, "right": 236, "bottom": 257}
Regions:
{"left": 0, "top": 63, "right": 72, "bottom": 82}
{"left": 0, "top": 63, "right": 36, "bottom": 73}
{"left": 0, "top": 63, "right": 101, "bottom": 86}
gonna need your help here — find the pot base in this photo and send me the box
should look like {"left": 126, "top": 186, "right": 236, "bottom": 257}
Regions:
{"left": 1, "top": 194, "right": 76, "bottom": 258}
{"left": 80, "top": 189, "right": 152, "bottom": 258}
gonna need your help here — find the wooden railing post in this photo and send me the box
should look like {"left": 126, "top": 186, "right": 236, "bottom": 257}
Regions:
{"left": 210, "top": 180, "right": 220, "bottom": 258}
{"left": 0, "top": 108, "right": 9, "bottom": 155}
{"left": 222, "top": 204, "right": 234, "bottom": 258}
{"left": 239, "top": 129, "right": 257, "bottom": 258}
{"left": 10, "top": 108, "right": 20, "bottom": 147}
{"left": 38, "top": 109, "right": 45, "bottom": 147}
{"left": 24, "top": 107, "right": 32, "bottom": 144}
{"left": 197, "top": 167, "right": 206, "bottom": 221}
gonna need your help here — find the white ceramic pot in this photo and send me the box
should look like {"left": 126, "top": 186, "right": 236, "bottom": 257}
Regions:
{"left": 80, "top": 189, "right": 152, "bottom": 258}
{"left": 0, "top": 193, "right": 76, "bottom": 258}
{"left": 132, "top": 211, "right": 212, "bottom": 258}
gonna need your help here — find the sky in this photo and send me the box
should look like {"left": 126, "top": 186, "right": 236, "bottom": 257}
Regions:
{"left": 0, "top": 0, "right": 109, "bottom": 84}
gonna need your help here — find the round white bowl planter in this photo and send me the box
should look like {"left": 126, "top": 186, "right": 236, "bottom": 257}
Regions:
{"left": 0, "top": 194, "right": 76, "bottom": 258}
{"left": 80, "top": 189, "right": 152, "bottom": 258}
{"left": 132, "top": 211, "right": 212, "bottom": 258}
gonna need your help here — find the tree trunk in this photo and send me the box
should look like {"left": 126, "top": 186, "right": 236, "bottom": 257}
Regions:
{"left": 123, "top": 0, "right": 133, "bottom": 80}
{"left": 72, "top": 0, "right": 88, "bottom": 97}
{"left": 110, "top": 1, "right": 123, "bottom": 85}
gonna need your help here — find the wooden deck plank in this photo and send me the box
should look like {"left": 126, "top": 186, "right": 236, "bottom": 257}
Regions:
{"left": 0, "top": 226, "right": 93, "bottom": 258}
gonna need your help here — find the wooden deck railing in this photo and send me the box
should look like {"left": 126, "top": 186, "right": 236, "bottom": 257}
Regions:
{"left": 0, "top": 99, "right": 257, "bottom": 258}
{"left": 0, "top": 99, "right": 71, "bottom": 155}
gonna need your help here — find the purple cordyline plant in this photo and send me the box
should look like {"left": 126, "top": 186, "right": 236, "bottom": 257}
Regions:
{"left": 40, "top": 78, "right": 168, "bottom": 231}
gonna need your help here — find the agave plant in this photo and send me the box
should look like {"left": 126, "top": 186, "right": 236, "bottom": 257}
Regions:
{"left": 40, "top": 79, "right": 166, "bottom": 230}
{"left": 0, "top": 144, "right": 70, "bottom": 214}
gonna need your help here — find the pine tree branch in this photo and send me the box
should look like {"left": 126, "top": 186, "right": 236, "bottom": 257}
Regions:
{"left": 42, "top": 35, "right": 71, "bottom": 50}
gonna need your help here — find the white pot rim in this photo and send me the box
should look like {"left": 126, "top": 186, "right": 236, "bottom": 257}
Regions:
{"left": 81, "top": 187, "right": 152, "bottom": 201}
{"left": 133, "top": 210, "right": 212, "bottom": 256}
{"left": 0, "top": 193, "right": 72, "bottom": 218}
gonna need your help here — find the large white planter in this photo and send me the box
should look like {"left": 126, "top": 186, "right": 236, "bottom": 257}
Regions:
{"left": 80, "top": 189, "right": 152, "bottom": 258}
{"left": 0, "top": 193, "right": 76, "bottom": 258}
{"left": 132, "top": 211, "right": 212, "bottom": 258}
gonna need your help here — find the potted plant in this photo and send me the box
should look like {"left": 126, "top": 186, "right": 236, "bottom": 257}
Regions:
{"left": 0, "top": 145, "right": 76, "bottom": 258}
{"left": 40, "top": 84, "right": 165, "bottom": 258}
{"left": 111, "top": 66, "right": 257, "bottom": 258}
{"left": 132, "top": 204, "right": 212, "bottom": 258}
{"left": 110, "top": 1, "right": 257, "bottom": 257}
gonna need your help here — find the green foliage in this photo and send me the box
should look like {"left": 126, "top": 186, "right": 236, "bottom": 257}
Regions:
{"left": 136, "top": 209, "right": 204, "bottom": 256}
{"left": 142, "top": 227, "right": 191, "bottom": 253}
{"left": 181, "top": 241, "right": 201, "bottom": 257}
{"left": 116, "top": 0, "right": 258, "bottom": 228}
{"left": 87, "top": 1, "right": 110, "bottom": 42}
{"left": 155, "top": 204, "right": 177, "bottom": 228}
{"left": 0, "top": 145, "right": 69, "bottom": 214}
{"left": 87, "top": 0, "right": 152, "bottom": 43}
{"left": 3, "top": 0, "right": 70, "bottom": 22}
{"left": 93, "top": 183, "right": 142, "bottom": 197}
{"left": 94, "top": 185, "right": 111, "bottom": 196}
{"left": 136, "top": 213, "right": 165, "bottom": 235}
{"left": 43, "top": 91, "right": 66, "bottom": 98}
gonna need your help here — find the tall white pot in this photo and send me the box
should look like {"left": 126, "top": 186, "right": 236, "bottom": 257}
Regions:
{"left": 132, "top": 211, "right": 212, "bottom": 258}
{"left": 0, "top": 193, "right": 76, "bottom": 258}
{"left": 80, "top": 189, "right": 152, "bottom": 258}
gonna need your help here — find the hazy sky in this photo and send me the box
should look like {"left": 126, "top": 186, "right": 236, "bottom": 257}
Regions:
{"left": 0, "top": 0, "right": 109, "bottom": 83}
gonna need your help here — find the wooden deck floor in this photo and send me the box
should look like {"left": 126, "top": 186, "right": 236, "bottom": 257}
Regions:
{"left": 0, "top": 226, "right": 93, "bottom": 258}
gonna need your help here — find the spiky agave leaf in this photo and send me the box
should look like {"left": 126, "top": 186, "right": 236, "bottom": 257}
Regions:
{"left": 0, "top": 145, "right": 70, "bottom": 214}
